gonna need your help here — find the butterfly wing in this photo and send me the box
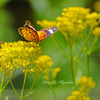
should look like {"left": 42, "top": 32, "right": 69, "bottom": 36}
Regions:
{"left": 37, "top": 27, "right": 57, "bottom": 41}
{"left": 18, "top": 20, "right": 39, "bottom": 42}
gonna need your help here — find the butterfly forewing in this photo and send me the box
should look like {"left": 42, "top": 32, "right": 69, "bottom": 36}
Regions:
{"left": 18, "top": 20, "right": 39, "bottom": 42}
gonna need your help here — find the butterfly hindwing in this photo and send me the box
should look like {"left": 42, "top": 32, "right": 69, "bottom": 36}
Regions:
{"left": 42, "top": 27, "right": 57, "bottom": 37}
{"left": 37, "top": 27, "right": 57, "bottom": 41}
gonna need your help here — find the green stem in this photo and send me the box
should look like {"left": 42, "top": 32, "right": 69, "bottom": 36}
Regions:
{"left": 88, "top": 36, "right": 99, "bottom": 55}
{"left": 50, "top": 85, "right": 58, "bottom": 100}
{"left": 1, "top": 68, "right": 16, "bottom": 92}
{"left": 86, "top": 54, "right": 89, "bottom": 76}
{"left": 0, "top": 73, "right": 5, "bottom": 100}
{"left": 75, "top": 30, "right": 92, "bottom": 60}
{"left": 70, "top": 45, "right": 75, "bottom": 87}
{"left": 51, "top": 36, "right": 69, "bottom": 60}
{"left": 23, "top": 77, "right": 37, "bottom": 98}
{"left": 9, "top": 77, "right": 19, "bottom": 98}
{"left": 20, "top": 73, "right": 27, "bottom": 100}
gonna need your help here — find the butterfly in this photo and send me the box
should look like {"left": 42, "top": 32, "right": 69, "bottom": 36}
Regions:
{"left": 18, "top": 20, "right": 57, "bottom": 42}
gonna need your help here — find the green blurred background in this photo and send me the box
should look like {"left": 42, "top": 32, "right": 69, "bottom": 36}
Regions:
{"left": 0, "top": 0, "right": 100, "bottom": 100}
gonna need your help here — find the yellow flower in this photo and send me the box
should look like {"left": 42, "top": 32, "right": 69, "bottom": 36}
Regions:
{"left": 67, "top": 90, "right": 90, "bottom": 100}
{"left": 29, "top": 68, "right": 35, "bottom": 76}
{"left": 78, "top": 76, "right": 95, "bottom": 88}
{"left": 78, "top": 76, "right": 87, "bottom": 84}
{"left": 56, "top": 7, "right": 91, "bottom": 40}
{"left": 0, "top": 41, "right": 41, "bottom": 74}
{"left": 34, "top": 55, "right": 53, "bottom": 81}
{"left": 67, "top": 76, "right": 95, "bottom": 100}
{"left": 37, "top": 20, "right": 57, "bottom": 29}
{"left": 88, "top": 77, "right": 96, "bottom": 88}
{"left": 78, "top": 76, "right": 95, "bottom": 92}
{"left": 93, "top": 1, "right": 100, "bottom": 12}
{"left": 92, "top": 27, "right": 100, "bottom": 36}
{"left": 36, "top": 56, "right": 61, "bottom": 82}
{"left": 37, "top": 7, "right": 94, "bottom": 43}
{"left": 51, "top": 67, "right": 61, "bottom": 80}
{"left": 72, "top": 91, "right": 80, "bottom": 96}
{"left": 62, "top": 7, "right": 90, "bottom": 20}
{"left": 35, "top": 55, "right": 54, "bottom": 68}
{"left": 85, "top": 12, "right": 100, "bottom": 27}
{"left": 67, "top": 95, "right": 76, "bottom": 100}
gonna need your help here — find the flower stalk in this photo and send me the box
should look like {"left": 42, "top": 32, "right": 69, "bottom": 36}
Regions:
{"left": 0, "top": 73, "right": 5, "bottom": 100}
{"left": 86, "top": 54, "right": 89, "bottom": 76}
{"left": 50, "top": 85, "right": 58, "bottom": 100}
{"left": 20, "top": 72, "right": 27, "bottom": 100}
{"left": 70, "top": 44, "right": 76, "bottom": 87}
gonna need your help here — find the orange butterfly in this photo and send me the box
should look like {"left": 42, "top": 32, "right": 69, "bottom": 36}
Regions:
{"left": 18, "top": 20, "right": 57, "bottom": 42}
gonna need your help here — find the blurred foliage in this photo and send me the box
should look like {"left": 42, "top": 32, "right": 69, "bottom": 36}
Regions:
{"left": 0, "top": 0, "right": 100, "bottom": 99}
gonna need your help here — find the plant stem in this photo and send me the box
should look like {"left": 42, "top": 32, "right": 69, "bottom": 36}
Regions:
{"left": 0, "top": 73, "right": 5, "bottom": 100}
{"left": 88, "top": 36, "right": 99, "bottom": 55}
{"left": 70, "top": 45, "right": 75, "bottom": 87}
{"left": 86, "top": 54, "right": 89, "bottom": 76}
{"left": 9, "top": 77, "right": 19, "bottom": 98}
{"left": 23, "top": 79, "right": 36, "bottom": 98}
{"left": 50, "top": 85, "right": 58, "bottom": 100}
{"left": 2, "top": 68, "right": 16, "bottom": 92}
{"left": 20, "top": 73, "right": 27, "bottom": 100}
{"left": 23, "top": 73, "right": 41, "bottom": 99}
{"left": 51, "top": 36, "right": 69, "bottom": 60}
{"left": 75, "top": 30, "right": 92, "bottom": 60}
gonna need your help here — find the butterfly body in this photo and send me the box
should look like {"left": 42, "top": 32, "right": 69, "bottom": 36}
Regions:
{"left": 18, "top": 20, "right": 57, "bottom": 42}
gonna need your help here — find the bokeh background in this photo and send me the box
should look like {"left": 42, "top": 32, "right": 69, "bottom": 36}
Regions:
{"left": 0, "top": 0, "right": 100, "bottom": 100}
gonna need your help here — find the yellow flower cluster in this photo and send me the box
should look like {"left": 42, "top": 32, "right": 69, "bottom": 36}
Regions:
{"left": 92, "top": 27, "right": 100, "bottom": 36}
{"left": 67, "top": 91, "right": 89, "bottom": 100}
{"left": 78, "top": 76, "right": 95, "bottom": 92}
{"left": 37, "top": 7, "right": 100, "bottom": 42}
{"left": 43, "top": 67, "right": 61, "bottom": 83}
{"left": 57, "top": 7, "right": 90, "bottom": 36}
{"left": 0, "top": 41, "right": 55, "bottom": 81}
{"left": 37, "top": 20, "right": 57, "bottom": 29}
{"left": 35, "top": 55, "right": 54, "bottom": 68}
{"left": 86, "top": 12, "right": 100, "bottom": 28}
{"left": 0, "top": 41, "right": 41, "bottom": 75}
{"left": 51, "top": 67, "right": 61, "bottom": 80}
{"left": 29, "top": 55, "right": 54, "bottom": 77}
{"left": 67, "top": 76, "right": 95, "bottom": 100}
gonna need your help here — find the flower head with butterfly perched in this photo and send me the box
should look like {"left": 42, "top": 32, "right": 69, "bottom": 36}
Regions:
{"left": 18, "top": 20, "right": 57, "bottom": 42}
